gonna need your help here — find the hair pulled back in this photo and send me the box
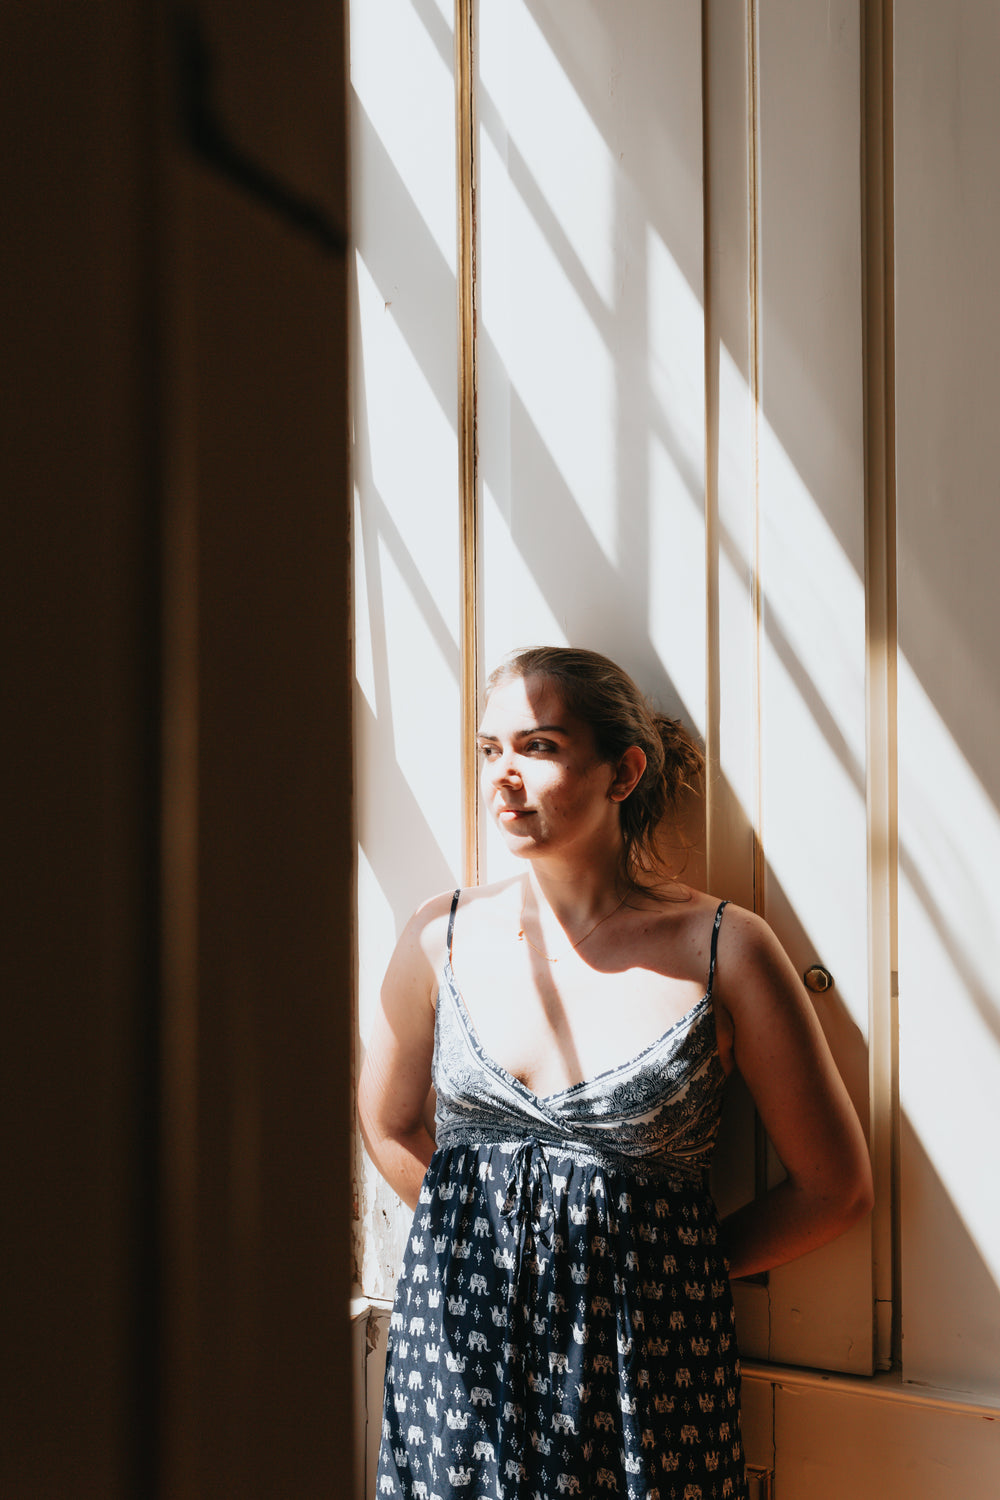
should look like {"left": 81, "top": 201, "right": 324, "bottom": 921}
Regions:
{"left": 485, "top": 646, "right": 703, "bottom": 889}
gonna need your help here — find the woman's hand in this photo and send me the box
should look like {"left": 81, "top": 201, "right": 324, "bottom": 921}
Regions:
{"left": 357, "top": 894, "right": 451, "bottom": 1210}
{"left": 713, "top": 906, "right": 875, "bottom": 1278}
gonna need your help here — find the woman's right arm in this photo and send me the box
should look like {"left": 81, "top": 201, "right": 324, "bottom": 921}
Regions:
{"left": 357, "top": 897, "right": 448, "bottom": 1210}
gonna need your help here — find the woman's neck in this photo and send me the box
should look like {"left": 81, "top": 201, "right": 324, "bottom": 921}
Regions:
{"left": 523, "top": 856, "right": 628, "bottom": 931}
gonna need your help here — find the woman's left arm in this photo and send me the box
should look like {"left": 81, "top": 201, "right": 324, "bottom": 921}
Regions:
{"left": 713, "top": 905, "right": 874, "bottom": 1279}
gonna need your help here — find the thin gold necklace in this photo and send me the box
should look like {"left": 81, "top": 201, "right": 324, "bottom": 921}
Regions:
{"left": 517, "top": 885, "right": 629, "bottom": 962}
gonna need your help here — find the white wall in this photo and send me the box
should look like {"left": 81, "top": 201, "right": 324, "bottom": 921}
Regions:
{"left": 350, "top": 0, "right": 465, "bottom": 1293}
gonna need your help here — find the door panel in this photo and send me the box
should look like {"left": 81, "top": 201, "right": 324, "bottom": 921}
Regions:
{"left": 706, "top": 0, "right": 874, "bottom": 1373}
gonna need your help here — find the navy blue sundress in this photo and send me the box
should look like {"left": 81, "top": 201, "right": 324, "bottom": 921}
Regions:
{"left": 375, "top": 894, "right": 748, "bottom": 1500}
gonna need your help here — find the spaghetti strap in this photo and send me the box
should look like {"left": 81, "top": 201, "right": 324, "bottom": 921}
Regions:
{"left": 446, "top": 888, "right": 461, "bottom": 961}
{"left": 707, "top": 899, "right": 729, "bottom": 996}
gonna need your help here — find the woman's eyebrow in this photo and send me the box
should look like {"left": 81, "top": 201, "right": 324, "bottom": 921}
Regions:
{"left": 475, "top": 724, "right": 567, "bottom": 742}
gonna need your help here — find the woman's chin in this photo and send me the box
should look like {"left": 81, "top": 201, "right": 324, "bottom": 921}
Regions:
{"left": 495, "top": 822, "right": 544, "bottom": 854}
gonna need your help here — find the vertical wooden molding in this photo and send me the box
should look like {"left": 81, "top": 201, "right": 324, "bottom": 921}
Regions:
{"left": 746, "top": 0, "right": 765, "bottom": 923}
{"left": 702, "top": 0, "right": 719, "bottom": 894}
{"left": 744, "top": 0, "right": 771, "bottom": 1216}
{"left": 455, "top": 0, "right": 480, "bottom": 887}
{"left": 861, "top": 0, "right": 899, "bottom": 1373}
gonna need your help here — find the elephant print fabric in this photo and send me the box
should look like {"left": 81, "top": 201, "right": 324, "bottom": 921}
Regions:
{"left": 375, "top": 896, "right": 748, "bottom": 1499}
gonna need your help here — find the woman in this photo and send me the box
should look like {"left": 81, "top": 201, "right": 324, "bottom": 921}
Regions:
{"left": 359, "top": 646, "right": 873, "bottom": 1500}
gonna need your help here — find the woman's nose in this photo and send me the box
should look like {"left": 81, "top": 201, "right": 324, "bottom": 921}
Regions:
{"left": 490, "top": 748, "right": 520, "bottom": 784}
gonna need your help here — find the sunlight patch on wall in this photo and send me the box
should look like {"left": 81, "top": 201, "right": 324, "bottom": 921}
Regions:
{"left": 757, "top": 406, "right": 869, "bottom": 1024}
{"left": 762, "top": 615, "right": 869, "bottom": 1018}
{"left": 354, "top": 485, "right": 377, "bottom": 716}
{"left": 646, "top": 223, "right": 706, "bottom": 511}
{"left": 352, "top": 0, "right": 456, "bottom": 270}
{"left": 647, "top": 432, "right": 706, "bottom": 733}
{"left": 355, "top": 254, "right": 461, "bottom": 636}
{"left": 376, "top": 533, "right": 462, "bottom": 842}
{"left": 481, "top": 481, "right": 567, "bottom": 665}
{"left": 898, "top": 652, "right": 1000, "bottom": 1283}
{"left": 759, "top": 417, "right": 867, "bottom": 786}
{"left": 478, "top": 127, "right": 617, "bottom": 566}
{"left": 480, "top": 0, "right": 616, "bottom": 306}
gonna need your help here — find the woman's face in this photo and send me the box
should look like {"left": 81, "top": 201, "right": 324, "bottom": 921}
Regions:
{"left": 476, "top": 674, "right": 621, "bottom": 861}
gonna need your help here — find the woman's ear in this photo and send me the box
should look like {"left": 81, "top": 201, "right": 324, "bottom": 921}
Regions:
{"left": 609, "top": 745, "right": 646, "bottom": 803}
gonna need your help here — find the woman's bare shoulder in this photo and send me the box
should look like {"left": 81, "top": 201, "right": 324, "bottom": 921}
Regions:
{"left": 712, "top": 900, "right": 784, "bottom": 961}
{"left": 405, "top": 876, "right": 521, "bottom": 963}
{"left": 709, "top": 901, "right": 808, "bottom": 1021}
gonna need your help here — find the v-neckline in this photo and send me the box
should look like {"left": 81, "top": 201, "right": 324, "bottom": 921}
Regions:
{"left": 441, "top": 958, "right": 711, "bottom": 1109}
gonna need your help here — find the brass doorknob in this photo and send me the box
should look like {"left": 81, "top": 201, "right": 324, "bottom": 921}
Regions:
{"left": 804, "top": 965, "right": 834, "bottom": 993}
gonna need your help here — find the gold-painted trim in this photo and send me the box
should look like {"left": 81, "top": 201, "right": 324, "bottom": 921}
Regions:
{"left": 743, "top": 0, "right": 772, "bottom": 1219}
{"left": 746, "top": 0, "right": 765, "bottom": 922}
{"left": 861, "top": 0, "right": 898, "bottom": 1373}
{"left": 454, "top": 0, "right": 480, "bottom": 887}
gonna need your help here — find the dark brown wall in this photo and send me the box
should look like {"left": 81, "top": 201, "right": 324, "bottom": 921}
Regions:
{"left": 2, "top": 5, "right": 354, "bottom": 1495}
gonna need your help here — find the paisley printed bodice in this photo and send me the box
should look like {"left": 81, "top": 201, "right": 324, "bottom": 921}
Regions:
{"left": 433, "top": 902, "right": 729, "bottom": 1184}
